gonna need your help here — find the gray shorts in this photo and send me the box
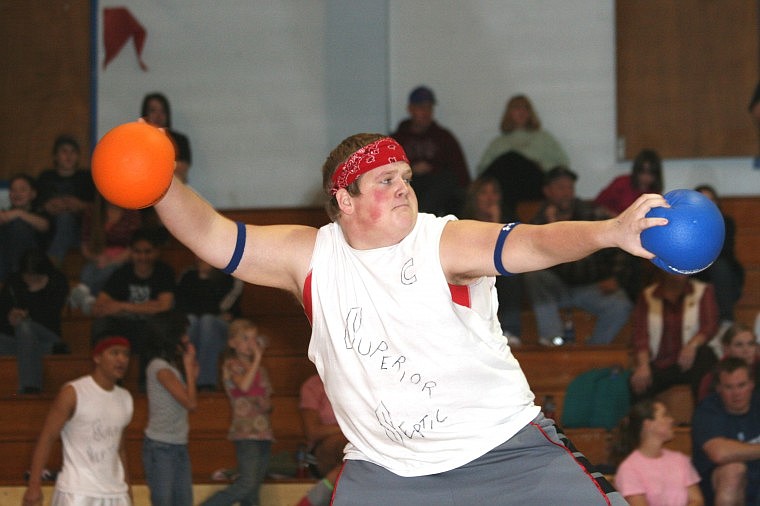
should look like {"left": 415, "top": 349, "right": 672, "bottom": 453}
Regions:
{"left": 332, "top": 413, "right": 626, "bottom": 505}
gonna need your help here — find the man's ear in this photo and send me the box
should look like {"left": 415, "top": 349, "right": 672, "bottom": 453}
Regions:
{"left": 336, "top": 188, "right": 354, "bottom": 214}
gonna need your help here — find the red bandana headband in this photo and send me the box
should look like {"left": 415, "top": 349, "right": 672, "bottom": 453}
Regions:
{"left": 92, "top": 336, "right": 131, "bottom": 357}
{"left": 330, "top": 137, "right": 409, "bottom": 195}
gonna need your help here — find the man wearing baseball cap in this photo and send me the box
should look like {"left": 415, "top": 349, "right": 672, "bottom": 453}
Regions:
{"left": 524, "top": 166, "right": 633, "bottom": 346}
{"left": 391, "top": 85, "right": 471, "bottom": 216}
{"left": 23, "top": 334, "right": 134, "bottom": 506}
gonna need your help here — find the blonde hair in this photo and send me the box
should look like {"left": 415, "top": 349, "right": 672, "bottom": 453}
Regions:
{"left": 500, "top": 94, "right": 541, "bottom": 133}
{"left": 226, "top": 318, "right": 258, "bottom": 357}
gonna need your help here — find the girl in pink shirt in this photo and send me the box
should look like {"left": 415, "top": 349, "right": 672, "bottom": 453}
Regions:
{"left": 615, "top": 399, "right": 703, "bottom": 506}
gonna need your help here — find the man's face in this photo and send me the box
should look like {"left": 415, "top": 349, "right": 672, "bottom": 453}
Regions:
{"left": 543, "top": 176, "right": 575, "bottom": 212}
{"left": 94, "top": 345, "right": 131, "bottom": 382}
{"left": 130, "top": 239, "right": 159, "bottom": 271}
{"left": 54, "top": 143, "right": 79, "bottom": 172}
{"left": 408, "top": 102, "right": 434, "bottom": 130}
{"left": 717, "top": 368, "right": 755, "bottom": 415}
{"left": 348, "top": 162, "right": 418, "bottom": 246}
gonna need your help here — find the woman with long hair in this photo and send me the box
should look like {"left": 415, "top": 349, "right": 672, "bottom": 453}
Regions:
{"left": 477, "top": 94, "right": 569, "bottom": 220}
{"left": 595, "top": 149, "right": 664, "bottom": 216}
{"left": 142, "top": 310, "right": 198, "bottom": 506}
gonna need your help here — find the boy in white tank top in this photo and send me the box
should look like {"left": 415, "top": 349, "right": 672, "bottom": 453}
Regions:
{"left": 23, "top": 334, "right": 133, "bottom": 506}
{"left": 151, "top": 132, "right": 669, "bottom": 504}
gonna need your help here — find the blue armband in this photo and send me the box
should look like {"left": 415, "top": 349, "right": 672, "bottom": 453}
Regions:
{"left": 493, "top": 222, "right": 519, "bottom": 276}
{"left": 222, "top": 221, "right": 246, "bottom": 274}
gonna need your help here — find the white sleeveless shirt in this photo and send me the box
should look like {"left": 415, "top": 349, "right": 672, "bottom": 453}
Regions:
{"left": 306, "top": 213, "right": 538, "bottom": 477}
{"left": 55, "top": 375, "right": 134, "bottom": 498}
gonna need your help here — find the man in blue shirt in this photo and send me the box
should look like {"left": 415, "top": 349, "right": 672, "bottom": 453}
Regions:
{"left": 692, "top": 357, "right": 760, "bottom": 505}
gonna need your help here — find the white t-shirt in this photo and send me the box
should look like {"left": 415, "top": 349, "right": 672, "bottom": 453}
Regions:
{"left": 145, "top": 358, "right": 189, "bottom": 444}
{"left": 55, "top": 375, "right": 133, "bottom": 499}
{"left": 307, "top": 213, "right": 538, "bottom": 477}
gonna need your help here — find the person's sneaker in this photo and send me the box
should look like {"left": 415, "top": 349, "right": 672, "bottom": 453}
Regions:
{"left": 211, "top": 468, "right": 239, "bottom": 482}
{"left": 69, "top": 284, "right": 95, "bottom": 315}
{"left": 538, "top": 336, "right": 565, "bottom": 347}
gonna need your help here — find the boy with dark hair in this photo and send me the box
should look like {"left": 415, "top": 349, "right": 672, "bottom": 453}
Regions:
{"left": 91, "top": 227, "right": 176, "bottom": 389}
{"left": 22, "top": 333, "right": 133, "bottom": 505}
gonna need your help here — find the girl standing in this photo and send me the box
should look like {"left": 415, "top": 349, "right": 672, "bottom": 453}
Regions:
{"left": 201, "top": 318, "right": 273, "bottom": 506}
{"left": 143, "top": 311, "right": 198, "bottom": 506}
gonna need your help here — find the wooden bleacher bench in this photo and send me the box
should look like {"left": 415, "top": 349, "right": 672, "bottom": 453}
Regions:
{"left": 513, "top": 345, "right": 631, "bottom": 422}
{"left": 2, "top": 196, "right": 759, "bottom": 486}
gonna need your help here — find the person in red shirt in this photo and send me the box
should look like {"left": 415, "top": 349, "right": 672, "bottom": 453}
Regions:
{"left": 595, "top": 149, "right": 664, "bottom": 216}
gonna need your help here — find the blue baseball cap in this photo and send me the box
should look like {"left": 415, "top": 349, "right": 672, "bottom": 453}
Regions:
{"left": 409, "top": 86, "right": 436, "bottom": 105}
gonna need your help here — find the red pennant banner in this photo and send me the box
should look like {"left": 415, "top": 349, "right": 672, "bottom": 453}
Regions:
{"left": 103, "top": 7, "right": 148, "bottom": 71}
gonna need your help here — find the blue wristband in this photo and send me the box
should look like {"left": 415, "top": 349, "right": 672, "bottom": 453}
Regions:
{"left": 493, "top": 222, "right": 519, "bottom": 276}
{"left": 222, "top": 221, "right": 246, "bottom": 274}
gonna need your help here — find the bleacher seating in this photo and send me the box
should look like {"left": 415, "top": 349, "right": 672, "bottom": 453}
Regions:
{"left": 1, "top": 197, "right": 758, "bottom": 488}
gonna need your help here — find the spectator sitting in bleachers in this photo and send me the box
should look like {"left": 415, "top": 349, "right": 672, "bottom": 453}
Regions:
{"left": 523, "top": 166, "right": 633, "bottom": 345}
{"left": 698, "top": 322, "right": 759, "bottom": 402}
{"left": 630, "top": 271, "right": 719, "bottom": 402}
{"left": 390, "top": 85, "right": 471, "bottom": 217}
{"left": 692, "top": 357, "right": 760, "bottom": 505}
{"left": 295, "top": 373, "right": 348, "bottom": 506}
{"left": 0, "top": 248, "right": 68, "bottom": 393}
{"left": 460, "top": 175, "right": 522, "bottom": 345}
{"left": 594, "top": 149, "right": 664, "bottom": 301}
{"left": 69, "top": 192, "right": 142, "bottom": 315}
{"left": 141, "top": 92, "right": 193, "bottom": 183}
{"left": 36, "top": 135, "right": 96, "bottom": 265}
{"left": 594, "top": 149, "right": 664, "bottom": 217}
{"left": 176, "top": 256, "right": 243, "bottom": 391}
{"left": 614, "top": 398, "right": 703, "bottom": 505}
{"left": 693, "top": 184, "right": 745, "bottom": 325}
{"left": 0, "top": 174, "right": 50, "bottom": 284}
{"left": 90, "top": 227, "right": 176, "bottom": 390}
{"left": 477, "top": 94, "right": 569, "bottom": 221}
